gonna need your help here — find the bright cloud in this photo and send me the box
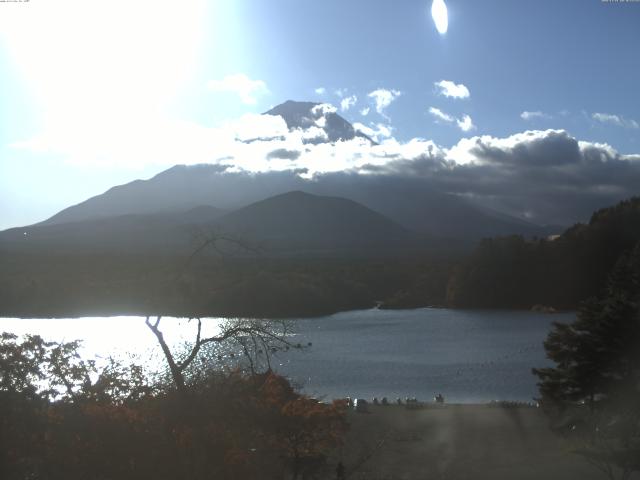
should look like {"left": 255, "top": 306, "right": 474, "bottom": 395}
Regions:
{"left": 207, "top": 73, "right": 269, "bottom": 105}
{"left": 360, "top": 107, "right": 370, "bottom": 116}
{"left": 314, "top": 87, "right": 326, "bottom": 95}
{"left": 434, "top": 80, "right": 470, "bottom": 99}
{"left": 368, "top": 89, "right": 401, "bottom": 116}
{"left": 592, "top": 112, "right": 639, "bottom": 129}
{"left": 353, "top": 122, "right": 394, "bottom": 142}
{"left": 429, "top": 107, "right": 474, "bottom": 132}
{"left": 521, "top": 111, "right": 552, "bottom": 121}
{"left": 311, "top": 103, "right": 338, "bottom": 116}
{"left": 429, "top": 107, "right": 454, "bottom": 123}
{"left": 340, "top": 95, "right": 358, "bottom": 112}
{"left": 456, "top": 115, "right": 476, "bottom": 132}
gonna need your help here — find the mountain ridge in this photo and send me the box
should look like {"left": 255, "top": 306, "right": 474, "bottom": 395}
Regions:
{"left": 0, "top": 191, "right": 428, "bottom": 256}
{"left": 11, "top": 100, "right": 560, "bottom": 242}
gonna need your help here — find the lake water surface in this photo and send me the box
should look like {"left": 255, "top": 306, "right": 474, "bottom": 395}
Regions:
{"left": 0, "top": 308, "right": 574, "bottom": 403}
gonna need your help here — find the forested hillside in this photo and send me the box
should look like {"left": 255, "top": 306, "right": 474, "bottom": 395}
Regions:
{"left": 447, "top": 197, "right": 640, "bottom": 309}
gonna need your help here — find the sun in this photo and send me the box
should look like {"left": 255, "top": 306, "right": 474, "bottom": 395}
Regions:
{"left": 431, "top": 0, "right": 449, "bottom": 35}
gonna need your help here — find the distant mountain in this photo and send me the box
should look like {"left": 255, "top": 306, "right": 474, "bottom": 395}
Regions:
{"left": 38, "top": 165, "right": 234, "bottom": 226}
{"left": 15, "top": 101, "right": 559, "bottom": 241}
{"left": 0, "top": 191, "right": 425, "bottom": 256}
{"left": 309, "top": 175, "right": 558, "bottom": 241}
{"left": 264, "top": 100, "right": 374, "bottom": 144}
{"left": 212, "top": 191, "right": 422, "bottom": 254}
{"left": 0, "top": 207, "right": 226, "bottom": 254}
{"left": 32, "top": 166, "right": 555, "bottom": 242}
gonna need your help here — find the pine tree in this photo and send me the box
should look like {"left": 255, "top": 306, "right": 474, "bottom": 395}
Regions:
{"left": 533, "top": 242, "right": 640, "bottom": 480}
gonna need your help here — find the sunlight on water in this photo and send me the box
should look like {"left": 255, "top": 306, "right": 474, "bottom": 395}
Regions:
{"left": 0, "top": 309, "right": 572, "bottom": 403}
{"left": 0, "top": 316, "right": 224, "bottom": 365}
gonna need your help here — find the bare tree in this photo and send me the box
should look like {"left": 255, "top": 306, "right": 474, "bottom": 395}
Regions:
{"left": 145, "top": 316, "right": 301, "bottom": 396}
{"left": 146, "top": 230, "right": 305, "bottom": 398}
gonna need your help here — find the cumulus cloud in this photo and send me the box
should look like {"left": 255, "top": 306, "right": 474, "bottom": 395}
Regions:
{"left": 314, "top": 87, "right": 326, "bottom": 95}
{"left": 592, "top": 112, "right": 639, "bottom": 129}
{"left": 360, "top": 107, "right": 370, "bottom": 116}
{"left": 368, "top": 88, "right": 401, "bottom": 116}
{"left": 311, "top": 103, "right": 338, "bottom": 116}
{"left": 356, "top": 129, "right": 640, "bottom": 224}
{"left": 434, "top": 80, "right": 470, "bottom": 99}
{"left": 429, "top": 107, "right": 475, "bottom": 132}
{"left": 300, "top": 126, "right": 329, "bottom": 143}
{"left": 340, "top": 95, "right": 358, "bottom": 112}
{"left": 456, "top": 115, "right": 475, "bottom": 132}
{"left": 521, "top": 111, "right": 552, "bottom": 121}
{"left": 207, "top": 73, "right": 269, "bottom": 105}
{"left": 352, "top": 122, "right": 394, "bottom": 143}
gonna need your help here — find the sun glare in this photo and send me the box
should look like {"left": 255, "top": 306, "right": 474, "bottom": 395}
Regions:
{"left": 431, "top": 0, "right": 449, "bottom": 35}
{"left": 0, "top": 0, "right": 205, "bottom": 165}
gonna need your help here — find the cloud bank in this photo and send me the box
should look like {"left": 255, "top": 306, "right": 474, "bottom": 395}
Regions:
{"left": 117, "top": 111, "right": 637, "bottom": 225}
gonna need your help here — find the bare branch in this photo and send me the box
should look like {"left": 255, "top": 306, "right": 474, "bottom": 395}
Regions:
{"left": 176, "top": 318, "right": 203, "bottom": 373}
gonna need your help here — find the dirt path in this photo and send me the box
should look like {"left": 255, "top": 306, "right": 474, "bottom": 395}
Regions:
{"left": 335, "top": 404, "right": 607, "bottom": 480}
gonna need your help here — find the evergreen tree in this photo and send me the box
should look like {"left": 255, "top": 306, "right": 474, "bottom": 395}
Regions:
{"left": 533, "top": 242, "right": 640, "bottom": 480}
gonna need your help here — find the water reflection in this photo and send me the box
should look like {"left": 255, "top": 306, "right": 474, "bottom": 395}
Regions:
{"left": 0, "top": 308, "right": 574, "bottom": 403}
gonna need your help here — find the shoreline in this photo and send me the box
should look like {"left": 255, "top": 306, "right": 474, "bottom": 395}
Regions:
{"left": 0, "top": 305, "right": 577, "bottom": 321}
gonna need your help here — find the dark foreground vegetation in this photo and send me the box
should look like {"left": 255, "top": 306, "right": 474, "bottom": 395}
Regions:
{"left": 0, "top": 319, "right": 349, "bottom": 480}
{"left": 533, "top": 241, "right": 640, "bottom": 480}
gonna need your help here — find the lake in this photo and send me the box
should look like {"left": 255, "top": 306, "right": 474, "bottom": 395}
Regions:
{"left": 0, "top": 308, "right": 573, "bottom": 403}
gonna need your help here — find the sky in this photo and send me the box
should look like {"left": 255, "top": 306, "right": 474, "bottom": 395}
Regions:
{"left": 0, "top": 0, "right": 639, "bottom": 229}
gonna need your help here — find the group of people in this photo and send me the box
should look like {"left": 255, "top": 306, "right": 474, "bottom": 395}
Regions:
{"left": 346, "top": 394, "right": 446, "bottom": 409}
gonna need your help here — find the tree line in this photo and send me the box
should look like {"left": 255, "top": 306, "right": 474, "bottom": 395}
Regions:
{"left": 447, "top": 197, "right": 640, "bottom": 310}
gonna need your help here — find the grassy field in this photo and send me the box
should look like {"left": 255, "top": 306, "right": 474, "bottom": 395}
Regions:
{"left": 336, "top": 404, "right": 606, "bottom": 480}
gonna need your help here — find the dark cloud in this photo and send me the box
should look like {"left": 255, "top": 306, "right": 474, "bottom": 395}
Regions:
{"left": 232, "top": 127, "right": 640, "bottom": 226}
{"left": 364, "top": 129, "right": 640, "bottom": 225}
{"left": 266, "top": 148, "right": 301, "bottom": 160}
{"left": 77, "top": 128, "right": 640, "bottom": 233}
{"left": 460, "top": 130, "right": 578, "bottom": 167}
